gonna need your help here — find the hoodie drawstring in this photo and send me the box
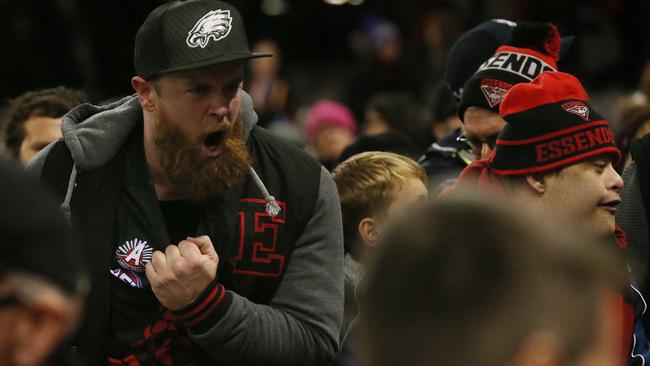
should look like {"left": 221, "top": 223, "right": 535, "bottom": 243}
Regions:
{"left": 249, "top": 167, "right": 281, "bottom": 217}
{"left": 61, "top": 163, "right": 78, "bottom": 225}
{"left": 59, "top": 165, "right": 281, "bottom": 222}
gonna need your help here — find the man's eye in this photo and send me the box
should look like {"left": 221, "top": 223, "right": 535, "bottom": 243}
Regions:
{"left": 594, "top": 162, "right": 607, "bottom": 172}
{"left": 225, "top": 83, "right": 240, "bottom": 96}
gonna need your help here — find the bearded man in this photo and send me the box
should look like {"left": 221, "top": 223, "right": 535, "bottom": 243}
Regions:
{"left": 28, "top": 1, "right": 344, "bottom": 365}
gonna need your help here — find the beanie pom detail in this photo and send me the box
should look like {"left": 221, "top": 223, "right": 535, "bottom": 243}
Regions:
{"left": 543, "top": 24, "right": 561, "bottom": 62}
{"left": 510, "top": 22, "right": 561, "bottom": 61}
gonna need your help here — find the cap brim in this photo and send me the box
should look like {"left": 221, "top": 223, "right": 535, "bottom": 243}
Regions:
{"left": 144, "top": 51, "right": 273, "bottom": 79}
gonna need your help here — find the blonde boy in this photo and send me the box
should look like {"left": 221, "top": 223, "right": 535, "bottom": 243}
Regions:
{"left": 333, "top": 151, "right": 427, "bottom": 336}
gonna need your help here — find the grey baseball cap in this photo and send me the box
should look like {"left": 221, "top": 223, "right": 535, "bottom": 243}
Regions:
{"left": 134, "top": 0, "right": 272, "bottom": 79}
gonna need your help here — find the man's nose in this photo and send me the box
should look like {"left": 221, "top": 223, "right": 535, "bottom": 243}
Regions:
{"left": 609, "top": 165, "right": 624, "bottom": 192}
{"left": 208, "top": 95, "right": 230, "bottom": 119}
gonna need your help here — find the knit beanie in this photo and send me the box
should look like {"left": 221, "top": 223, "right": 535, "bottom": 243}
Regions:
{"left": 490, "top": 71, "right": 620, "bottom": 175}
{"left": 458, "top": 22, "right": 561, "bottom": 121}
{"left": 306, "top": 100, "right": 357, "bottom": 142}
{"left": 444, "top": 19, "right": 517, "bottom": 99}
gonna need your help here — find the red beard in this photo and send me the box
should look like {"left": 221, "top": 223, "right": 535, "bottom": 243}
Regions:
{"left": 153, "top": 111, "right": 252, "bottom": 202}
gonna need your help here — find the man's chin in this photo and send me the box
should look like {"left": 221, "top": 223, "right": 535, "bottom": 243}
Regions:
{"left": 594, "top": 217, "right": 616, "bottom": 238}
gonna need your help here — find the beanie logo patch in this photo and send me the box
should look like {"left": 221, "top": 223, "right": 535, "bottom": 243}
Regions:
{"left": 186, "top": 10, "right": 233, "bottom": 49}
{"left": 561, "top": 102, "right": 590, "bottom": 121}
{"left": 110, "top": 238, "right": 153, "bottom": 288}
{"left": 480, "top": 78, "right": 512, "bottom": 107}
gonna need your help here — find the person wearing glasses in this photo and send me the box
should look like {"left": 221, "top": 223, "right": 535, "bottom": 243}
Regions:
{"left": 450, "top": 71, "right": 650, "bottom": 365}
{"left": 419, "top": 20, "right": 573, "bottom": 190}
{"left": 456, "top": 22, "right": 563, "bottom": 161}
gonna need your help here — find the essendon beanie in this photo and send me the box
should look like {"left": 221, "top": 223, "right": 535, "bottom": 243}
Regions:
{"left": 458, "top": 22, "right": 561, "bottom": 121}
{"left": 490, "top": 72, "right": 620, "bottom": 176}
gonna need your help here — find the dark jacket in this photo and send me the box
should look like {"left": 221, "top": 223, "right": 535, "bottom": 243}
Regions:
{"left": 418, "top": 128, "right": 470, "bottom": 190}
{"left": 619, "top": 134, "right": 650, "bottom": 365}
{"left": 29, "top": 92, "right": 344, "bottom": 366}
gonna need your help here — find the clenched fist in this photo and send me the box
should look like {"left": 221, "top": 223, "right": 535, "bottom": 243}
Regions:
{"left": 145, "top": 235, "right": 219, "bottom": 310}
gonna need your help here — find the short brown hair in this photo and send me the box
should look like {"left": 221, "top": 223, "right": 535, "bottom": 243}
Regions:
{"left": 3, "top": 87, "right": 87, "bottom": 157}
{"left": 359, "top": 193, "right": 625, "bottom": 366}
{"left": 332, "top": 151, "right": 427, "bottom": 256}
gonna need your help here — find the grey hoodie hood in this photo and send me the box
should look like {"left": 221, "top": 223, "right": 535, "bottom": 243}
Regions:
{"left": 58, "top": 91, "right": 259, "bottom": 171}
{"left": 30, "top": 90, "right": 281, "bottom": 221}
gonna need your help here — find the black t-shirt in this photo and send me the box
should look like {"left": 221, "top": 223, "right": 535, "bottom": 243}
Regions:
{"left": 160, "top": 200, "right": 202, "bottom": 245}
{"left": 108, "top": 126, "right": 202, "bottom": 361}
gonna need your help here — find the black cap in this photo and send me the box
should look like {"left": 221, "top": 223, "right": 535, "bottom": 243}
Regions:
{"left": 135, "top": 0, "right": 272, "bottom": 79}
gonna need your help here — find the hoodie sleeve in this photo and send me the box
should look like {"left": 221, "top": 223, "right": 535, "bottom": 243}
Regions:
{"left": 174, "top": 166, "right": 344, "bottom": 365}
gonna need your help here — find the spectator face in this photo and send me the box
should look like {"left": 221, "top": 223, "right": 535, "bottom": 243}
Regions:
{"left": 367, "top": 177, "right": 427, "bottom": 243}
{"left": 386, "top": 178, "right": 428, "bottom": 218}
{"left": 153, "top": 61, "right": 244, "bottom": 151}
{"left": 364, "top": 108, "right": 390, "bottom": 136}
{"left": 19, "top": 115, "right": 62, "bottom": 166}
{"left": 0, "top": 275, "right": 81, "bottom": 366}
{"left": 462, "top": 107, "right": 506, "bottom": 160}
{"left": 538, "top": 157, "right": 623, "bottom": 236}
{"left": 313, "top": 126, "right": 355, "bottom": 163}
{"left": 141, "top": 61, "right": 253, "bottom": 201}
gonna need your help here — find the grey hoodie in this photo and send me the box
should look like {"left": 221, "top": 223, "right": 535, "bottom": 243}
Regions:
{"left": 29, "top": 91, "right": 344, "bottom": 365}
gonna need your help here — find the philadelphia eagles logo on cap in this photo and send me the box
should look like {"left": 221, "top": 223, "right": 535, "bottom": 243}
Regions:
{"left": 561, "top": 101, "right": 590, "bottom": 121}
{"left": 186, "top": 9, "right": 233, "bottom": 49}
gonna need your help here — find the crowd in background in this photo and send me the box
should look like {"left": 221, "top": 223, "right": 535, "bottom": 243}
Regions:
{"left": 3, "top": 1, "right": 650, "bottom": 366}
{"left": 2, "top": 1, "right": 650, "bottom": 175}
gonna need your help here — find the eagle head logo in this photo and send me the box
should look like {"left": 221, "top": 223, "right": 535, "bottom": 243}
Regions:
{"left": 186, "top": 10, "right": 233, "bottom": 49}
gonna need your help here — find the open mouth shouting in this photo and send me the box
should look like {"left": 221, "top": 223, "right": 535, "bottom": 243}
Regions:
{"left": 201, "top": 128, "right": 229, "bottom": 158}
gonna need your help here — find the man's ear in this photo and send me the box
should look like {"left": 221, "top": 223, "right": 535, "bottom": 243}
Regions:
{"left": 525, "top": 173, "right": 548, "bottom": 195}
{"left": 131, "top": 76, "right": 157, "bottom": 113}
{"left": 358, "top": 217, "right": 379, "bottom": 248}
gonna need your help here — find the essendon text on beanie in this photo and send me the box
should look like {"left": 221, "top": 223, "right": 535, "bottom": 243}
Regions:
{"left": 478, "top": 51, "right": 556, "bottom": 81}
{"left": 534, "top": 124, "right": 615, "bottom": 163}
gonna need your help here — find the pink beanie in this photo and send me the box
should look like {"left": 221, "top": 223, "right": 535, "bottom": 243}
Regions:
{"left": 306, "top": 100, "right": 357, "bottom": 142}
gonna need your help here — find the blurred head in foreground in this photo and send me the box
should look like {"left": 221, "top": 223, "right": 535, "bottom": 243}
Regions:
{"left": 358, "top": 193, "right": 623, "bottom": 366}
{"left": 0, "top": 158, "right": 85, "bottom": 365}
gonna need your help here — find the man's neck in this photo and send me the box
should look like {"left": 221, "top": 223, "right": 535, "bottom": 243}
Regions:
{"left": 142, "top": 117, "right": 184, "bottom": 201}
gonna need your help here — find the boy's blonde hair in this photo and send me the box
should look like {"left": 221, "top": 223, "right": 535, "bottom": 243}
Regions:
{"left": 333, "top": 151, "right": 427, "bottom": 255}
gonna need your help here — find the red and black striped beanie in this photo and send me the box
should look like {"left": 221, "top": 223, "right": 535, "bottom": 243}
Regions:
{"left": 458, "top": 22, "right": 560, "bottom": 121}
{"left": 490, "top": 71, "right": 620, "bottom": 176}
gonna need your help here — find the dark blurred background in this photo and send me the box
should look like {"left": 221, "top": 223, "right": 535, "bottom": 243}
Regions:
{"left": 1, "top": 0, "right": 649, "bottom": 120}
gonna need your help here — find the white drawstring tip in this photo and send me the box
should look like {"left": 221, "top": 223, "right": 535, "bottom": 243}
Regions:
{"left": 265, "top": 196, "right": 281, "bottom": 218}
